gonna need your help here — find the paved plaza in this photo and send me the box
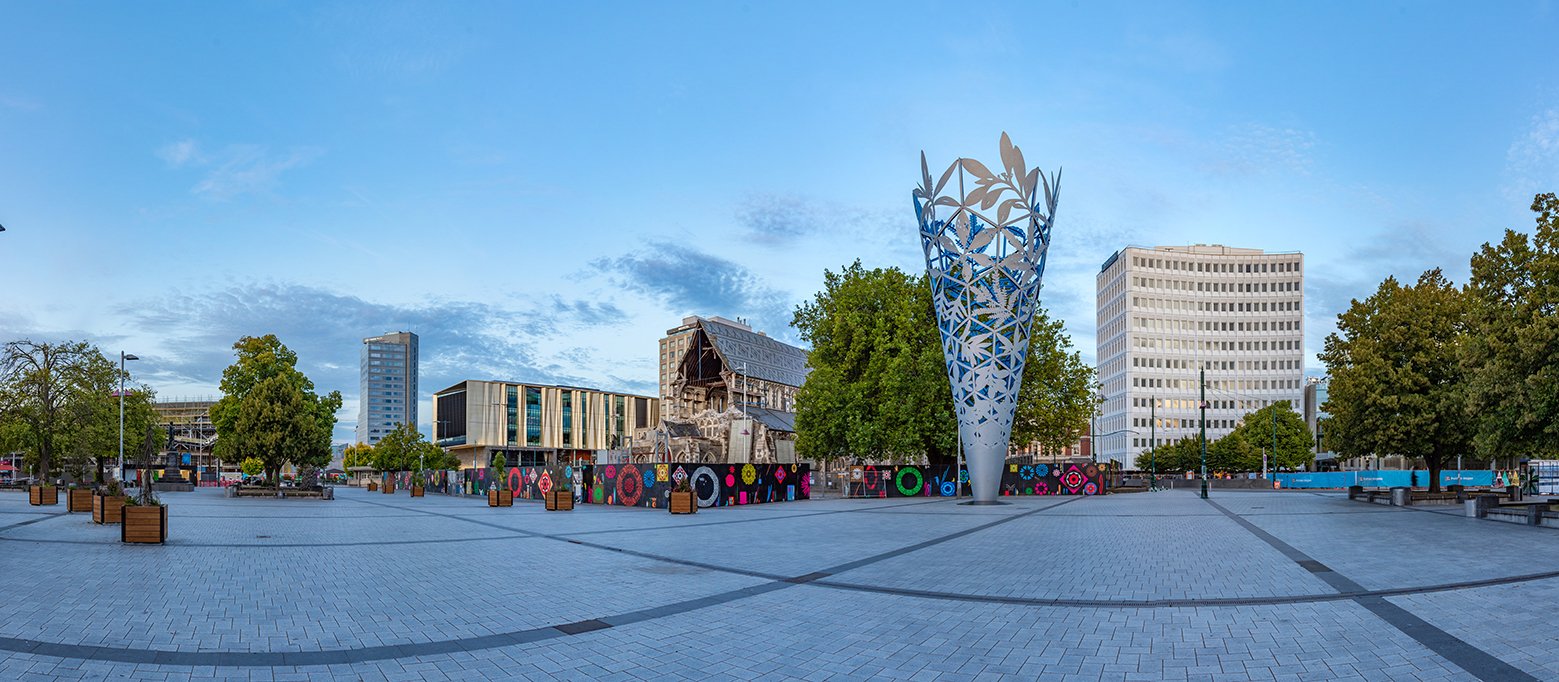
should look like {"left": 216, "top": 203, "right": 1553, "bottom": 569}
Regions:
{"left": 2, "top": 487, "right": 1558, "bottom": 681}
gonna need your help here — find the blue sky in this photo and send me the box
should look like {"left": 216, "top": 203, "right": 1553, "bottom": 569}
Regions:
{"left": 2, "top": 1, "right": 1557, "bottom": 442}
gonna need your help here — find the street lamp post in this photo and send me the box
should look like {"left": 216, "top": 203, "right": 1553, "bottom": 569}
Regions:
{"left": 1200, "top": 366, "right": 1208, "bottom": 500}
{"left": 118, "top": 352, "right": 139, "bottom": 485}
{"left": 1149, "top": 396, "right": 1157, "bottom": 491}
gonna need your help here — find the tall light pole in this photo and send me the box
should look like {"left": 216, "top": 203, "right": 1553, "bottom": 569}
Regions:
{"left": 118, "top": 352, "right": 139, "bottom": 484}
{"left": 1149, "top": 396, "right": 1156, "bottom": 490}
{"left": 1199, "top": 367, "right": 1208, "bottom": 499}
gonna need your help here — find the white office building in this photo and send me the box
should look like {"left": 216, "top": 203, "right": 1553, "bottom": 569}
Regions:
{"left": 357, "top": 331, "right": 419, "bottom": 445}
{"left": 1095, "top": 245, "right": 1304, "bottom": 467}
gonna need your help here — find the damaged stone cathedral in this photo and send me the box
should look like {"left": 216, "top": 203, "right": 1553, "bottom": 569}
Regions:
{"left": 635, "top": 316, "right": 809, "bottom": 464}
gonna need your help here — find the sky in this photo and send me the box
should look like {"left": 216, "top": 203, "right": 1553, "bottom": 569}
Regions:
{"left": 2, "top": 1, "right": 1558, "bottom": 443}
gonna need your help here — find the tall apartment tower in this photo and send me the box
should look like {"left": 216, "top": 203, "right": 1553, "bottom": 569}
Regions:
{"left": 1095, "top": 245, "right": 1304, "bottom": 467}
{"left": 357, "top": 331, "right": 419, "bottom": 445}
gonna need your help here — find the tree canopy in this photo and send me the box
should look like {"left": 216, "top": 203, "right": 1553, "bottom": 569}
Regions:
{"left": 1011, "top": 309, "right": 1099, "bottom": 456}
{"left": 1223, "top": 401, "right": 1313, "bottom": 471}
{"left": 0, "top": 340, "right": 154, "bottom": 484}
{"left": 1319, "top": 269, "right": 1469, "bottom": 491}
{"left": 210, "top": 335, "right": 342, "bottom": 483}
{"left": 369, "top": 422, "right": 456, "bottom": 472}
{"left": 1463, "top": 192, "right": 1559, "bottom": 459}
{"left": 792, "top": 261, "right": 1096, "bottom": 467}
{"left": 341, "top": 442, "right": 375, "bottom": 469}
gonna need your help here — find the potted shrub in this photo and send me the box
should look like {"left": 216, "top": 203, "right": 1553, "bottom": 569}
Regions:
{"left": 382, "top": 475, "right": 395, "bottom": 494}
{"left": 29, "top": 480, "right": 59, "bottom": 506}
{"left": 669, "top": 479, "right": 696, "bottom": 514}
{"left": 411, "top": 471, "right": 425, "bottom": 498}
{"left": 547, "top": 478, "right": 574, "bottom": 511}
{"left": 488, "top": 454, "right": 513, "bottom": 507}
{"left": 366, "top": 479, "right": 378, "bottom": 492}
{"left": 94, "top": 479, "right": 127, "bottom": 525}
{"left": 122, "top": 427, "right": 167, "bottom": 544}
{"left": 67, "top": 483, "right": 94, "bottom": 513}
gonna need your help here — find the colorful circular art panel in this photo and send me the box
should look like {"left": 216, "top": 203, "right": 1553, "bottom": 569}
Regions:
{"left": 617, "top": 464, "right": 642, "bottom": 506}
{"left": 692, "top": 466, "right": 720, "bottom": 508}
{"left": 741, "top": 464, "right": 757, "bottom": 485}
{"left": 895, "top": 467, "right": 924, "bottom": 496}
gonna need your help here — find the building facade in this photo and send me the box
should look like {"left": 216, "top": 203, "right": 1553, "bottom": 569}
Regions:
{"left": 653, "top": 316, "right": 809, "bottom": 464}
{"left": 1096, "top": 244, "right": 1305, "bottom": 467}
{"left": 358, "top": 331, "right": 418, "bottom": 445}
{"left": 1303, "top": 376, "right": 1335, "bottom": 468}
{"left": 152, "top": 398, "right": 221, "bottom": 482}
{"left": 658, "top": 317, "right": 703, "bottom": 404}
{"left": 431, "top": 380, "right": 659, "bottom": 469}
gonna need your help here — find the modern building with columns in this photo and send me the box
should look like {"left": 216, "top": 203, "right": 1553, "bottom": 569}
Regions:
{"left": 1095, "top": 244, "right": 1305, "bottom": 467}
{"left": 431, "top": 380, "right": 659, "bottom": 469}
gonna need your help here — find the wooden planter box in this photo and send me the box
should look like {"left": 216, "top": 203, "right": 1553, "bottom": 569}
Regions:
{"left": 489, "top": 489, "right": 513, "bottom": 507}
{"left": 29, "top": 485, "right": 58, "bottom": 506}
{"left": 669, "top": 490, "right": 697, "bottom": 514}
{"left": 93, "top": 494, "right": 127, "bottom": 524}
{"left": 366, "top": 481, "right": 378, "bottom": 491}
{"left": 67, "top": 488, "right": 94, "bottom": 512}
{"left": 411, "top": 486, "right": 425, "bottom": 497}
{"left": 382, "top": 483, "right": 395, "bottom": 494}
{"left": 546, "top": 489, "right": 574, "bottom": 511}
{"left": 121, "top": 504, "right": 167, "bottom": 544}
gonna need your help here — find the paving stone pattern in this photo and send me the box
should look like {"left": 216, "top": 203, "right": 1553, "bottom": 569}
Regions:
{"left": 0, "top": 486, "right": 1554, "bottom": 680}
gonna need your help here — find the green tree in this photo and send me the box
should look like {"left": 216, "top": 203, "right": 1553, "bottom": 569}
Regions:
{"left": 370, "top": 422, "right": 454, "bottom": 472}
{"left": 1011, "top": 310, "right": 1100, "bottom": 455}
{"left": 57, "top": 349, "right": 160, "bottom": 486}
{"left": 792, "top": 262, "right": 957, "bottom": 467}
{"left": 341, "top": 442, "right": 375, "bottom": 469}
{"left": 210, "top": 335, "right": 342, "bottom": 484}
{"left": 0, "top": 340, "right": 150, "bottom": 483}
{"left": 1319, "top": 270, "right": 1470, "bottom": 492}
{"left": 792, "top": 261, "right": 1096, "bottom": 469}
{"left": 1225, "top": 401, "right": 1313, "bottom": 472}
{"left": 1133, "top": 435, "right": 1203, "bottom": 474}
{"left": 1463, "top": 193, "right": 1559, "bottom": 460}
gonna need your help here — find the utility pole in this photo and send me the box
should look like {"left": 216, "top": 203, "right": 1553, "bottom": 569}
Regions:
{"left": 1200, "top": 367, "right": 1208, "bottom": 499}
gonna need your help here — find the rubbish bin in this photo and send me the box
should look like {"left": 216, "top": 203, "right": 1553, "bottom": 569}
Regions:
{"left": 1391, "top": 486, "right": 1410, "bottom": 506}
{"left": 1348, "top": 485, "right": 1364, "bottom": 500}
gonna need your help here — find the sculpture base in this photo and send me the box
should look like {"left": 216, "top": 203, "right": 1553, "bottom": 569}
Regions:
{"left": 958, "top": 500, "right": 1009, "bottom": 506}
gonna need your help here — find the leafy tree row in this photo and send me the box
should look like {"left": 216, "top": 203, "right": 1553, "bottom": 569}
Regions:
{"left": 349, "top": 422, "right": 458, "bottom": 472}
{"left": 0, "top": 340, "right": 159, "bottom": 485}
{"left": 791, "top": 262, "right": 1098, "bottom": 467}
{"left": 1132, "top": 401, "right": 1312, "bottom": 474}
{"left": 1320, "top": 193, "right": 1559, "bottom": 492}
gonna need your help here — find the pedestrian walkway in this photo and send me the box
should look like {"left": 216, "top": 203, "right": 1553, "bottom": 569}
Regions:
{"left": 1, "top": 486, "right": 1555, "bottom": 680}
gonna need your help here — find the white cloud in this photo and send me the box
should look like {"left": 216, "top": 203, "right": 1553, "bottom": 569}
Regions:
{"left": 1208, "top": 124, "right": 1318, "bottom": 176}
{"left": 156, "top": 139, "right": 203, "bottom": 168}
{"left": 1505, "top": 108, "right": 1559, "bottom": 199}
{"left": 191, "top": 145, "right": 322, "bottom": 201}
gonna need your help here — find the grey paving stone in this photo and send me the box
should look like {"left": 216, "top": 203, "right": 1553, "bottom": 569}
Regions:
{"left": 0, "top": 487, "right": 1546, "bottom": 680}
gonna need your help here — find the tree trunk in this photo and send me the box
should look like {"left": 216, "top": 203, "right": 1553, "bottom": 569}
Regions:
{"left": 1426, "top": 455, "right": 1442, "bottom": 494}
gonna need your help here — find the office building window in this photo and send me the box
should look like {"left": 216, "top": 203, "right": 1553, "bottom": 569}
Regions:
{"left": 506, "top": 385, "right": 518, "bottom": 447}
{"left": 525, "top": 387, "right": 541, "bottom": 446}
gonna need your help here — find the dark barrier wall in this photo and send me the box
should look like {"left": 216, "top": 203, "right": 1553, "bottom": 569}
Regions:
{"left": 581, "top": 462, "right": 811, "bottom": 509}
{"left": 390, "top": 467, "right": 573, "bottom": 501}
{"left": 849, "top": 461, "right": 1102, "bottom": 497}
